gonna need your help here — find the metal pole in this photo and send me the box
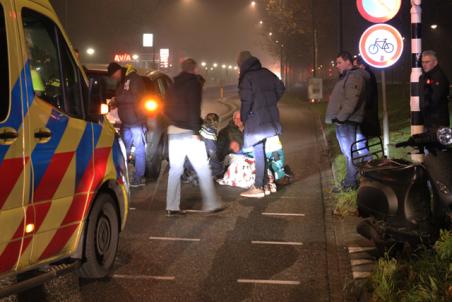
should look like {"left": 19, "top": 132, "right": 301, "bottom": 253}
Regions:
{"left": 381, "top": 70, "right": 389, "bottom": 157}
{"left": 410, "top": 0, "right": 423, "bottom": 162}
{"left": 338, "top": 0, "right": 343, "bottom": 51}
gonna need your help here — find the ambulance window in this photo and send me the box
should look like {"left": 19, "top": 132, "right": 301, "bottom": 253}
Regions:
{"left": 57, "top": 32, "right": 84, "bottom": 118}
{"left": 0, "top": 5, "right": 8, "bottom": 122}
{"left": 22, "top": 9, "right": 63, "bottom": 110}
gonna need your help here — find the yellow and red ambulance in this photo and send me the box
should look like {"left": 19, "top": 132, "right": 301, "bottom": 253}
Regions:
{"left": 0, "top": 0, "right": 129, "bottom": 290}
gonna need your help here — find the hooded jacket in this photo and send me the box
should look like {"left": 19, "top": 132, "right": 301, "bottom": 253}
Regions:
{"left": 239, "top": 57, "right": 285, "bottom": 147}
{"left": 420, "top": 65, "right": 450, "bottom": 130}
{"left": 115, "top": 65, "right": 146, "bottom": 127}
{"left": 325, "top": 67, "right": 367, "bottom": 124}
{"left": 165, "top": 72, "right": 204, "bottom": 132}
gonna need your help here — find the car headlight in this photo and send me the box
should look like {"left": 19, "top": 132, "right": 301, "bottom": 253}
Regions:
{"left": 437, "top": 127, "right": 452, "bottom": 146}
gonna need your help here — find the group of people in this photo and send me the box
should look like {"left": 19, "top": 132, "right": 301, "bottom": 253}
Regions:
{"left": 107, "top": 50, "right": 288, "bottom": 216}
{"left": 326, "top": 50, "right": 450, "bottom": 192}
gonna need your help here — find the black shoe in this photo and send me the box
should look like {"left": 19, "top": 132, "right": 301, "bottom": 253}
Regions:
{"left": 166, "top": 210, "right": 187, "bottom": 217}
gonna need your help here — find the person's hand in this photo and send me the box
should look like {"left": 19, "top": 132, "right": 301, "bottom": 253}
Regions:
{"left": 193, "top": 134, "right": 201, "bottom": 141}
{"left": 230, "top": 141, "right": 241, "bottom": 153}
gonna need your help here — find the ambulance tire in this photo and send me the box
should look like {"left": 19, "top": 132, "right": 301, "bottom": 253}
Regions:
{"left": 78, "top": 194, "right": 119, "bottom": 279}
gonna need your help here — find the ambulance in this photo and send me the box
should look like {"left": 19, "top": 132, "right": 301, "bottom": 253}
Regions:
{"left": 0, "top": 0, "right": 129, "bottom": 295}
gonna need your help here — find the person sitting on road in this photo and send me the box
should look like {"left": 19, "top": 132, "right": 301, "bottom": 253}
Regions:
{"left": 183, "top": 113, "right": 224, "bottom": 184}
{"left": 217, "top": 111, "right": 244, "bottom": 162}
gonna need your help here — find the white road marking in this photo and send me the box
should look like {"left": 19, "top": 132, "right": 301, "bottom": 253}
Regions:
{"left": 237, "top": 279, "right": 300, "bottom": 285}
{"left": 149, "top": 236, "right": 201, "bottom": 242}
{"left": 184, "top": 209, "right": 204, "bottom": 213}
{"left": 348, "top": 246, "right": 376, "bottom": 253}
{"left": 352, "top": 272, "right": 372, "bottom": 280}
{"left": 113, "top": 274, "right": 175, "bottom": 281}
{"left": 251, "top": 241, "right": 303, "bottom": 246}
{"left": 262, "top": 212, "right": 305, "bottom": 217}
{"left": 351, "top": 259, "right": 374, "bottom": 266}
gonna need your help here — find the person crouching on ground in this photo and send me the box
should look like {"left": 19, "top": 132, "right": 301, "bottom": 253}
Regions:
{"left": 164, "top": 58, "right": 226, "bottom": 216}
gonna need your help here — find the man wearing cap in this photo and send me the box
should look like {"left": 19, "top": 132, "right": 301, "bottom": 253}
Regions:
{"left": 108, "top": 62, "right": 147, "bottom": 187}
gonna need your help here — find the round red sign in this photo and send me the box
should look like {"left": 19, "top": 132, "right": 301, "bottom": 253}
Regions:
{"left": 359, "top": 23, "right": 404, "bottom": 69}
{"left": 357, "top": 0, "right": 401, "bottom": 23}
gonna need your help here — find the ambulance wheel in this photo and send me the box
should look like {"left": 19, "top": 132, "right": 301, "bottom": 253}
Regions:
{"left": 78, "top": 193, "right": 119, "bottom": 279}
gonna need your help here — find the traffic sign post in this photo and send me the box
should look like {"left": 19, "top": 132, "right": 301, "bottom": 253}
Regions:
{"left": 356, "top": 1, "right": 403, "bottom": 157}
{"left": 359, "top": 24, "right": 404, "bottom": 69}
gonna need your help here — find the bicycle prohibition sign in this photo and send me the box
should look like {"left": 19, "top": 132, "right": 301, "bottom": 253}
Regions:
{"left": 359, "top": 23, "right": 404, "bottom": 69}
{"left": 368, "top": 38, "right": 394, "bottom": 54}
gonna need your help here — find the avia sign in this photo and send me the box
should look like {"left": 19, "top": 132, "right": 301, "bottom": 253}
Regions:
{"left": 356, "top": 0, "right": 402, "bottom": 23}
{"left": 114, "top": 53, "right": 132, "bottom": 62}
{"left": 359, "top": 23, "right": 404, "bottom": 68}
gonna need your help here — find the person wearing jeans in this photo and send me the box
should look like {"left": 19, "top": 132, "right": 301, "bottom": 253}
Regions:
{"left": 237, "top": 51, "right": 285, "bottom": 198}
{"left": 325, "top": 51, "right": 368, "bottom": 191}
{"left": 165, "top": 58, "right": 225, "bottom": 216}
{"left": 167, "top": 132, "right": 223, "bottom": 213}
{"left": 122, "top": 126, "right": 146, "bottom": 183}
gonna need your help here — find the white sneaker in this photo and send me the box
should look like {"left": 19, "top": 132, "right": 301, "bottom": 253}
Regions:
{"left": 267, "top": 183, "right": 277, "bottom": 193}
{"left": 240, "top": 186, "right": 265, "bottom": 198}
{"left": 264, "top": 185, "right": 271, "bottom": 196}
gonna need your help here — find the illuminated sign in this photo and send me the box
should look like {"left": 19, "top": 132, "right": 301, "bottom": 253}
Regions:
{"left": 357, "top": 0, "right": 401, "bottom": 23}
{"left": 143, "top": 33, "right": 154, "bottom": 47}
{"left": 160, "top": 48, "right": 169, "bottom": 68}
{"left": 114, "top": 53, "right": 132, "bottom": 62}
{"left": 359, "top": 23, "right": 404, "bottom": 68}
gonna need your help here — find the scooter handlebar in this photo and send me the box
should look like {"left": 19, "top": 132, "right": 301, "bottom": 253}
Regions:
{"left": 395, "top": 132, "right": 439, "bottom": 148}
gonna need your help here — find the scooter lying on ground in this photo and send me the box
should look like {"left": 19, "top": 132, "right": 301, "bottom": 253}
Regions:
{"left": 351, "top": 128, "right": 452, "bottom": 254}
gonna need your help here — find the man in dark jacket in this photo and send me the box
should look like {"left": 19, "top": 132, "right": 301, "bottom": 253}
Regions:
{"left": 237, "top": 51, "right": 285, "bottom": 198}
{"left": 108, "top": 62, "right": 147, "bottom": 187}
{"left": 164, "top": 58, "right": 225, "bottom": 216}
{"left": 354, "top": 56, "right": 381, "bottom": 139}
{"left": 420, "top": 50, "right": 450, "bottom": 132}
{"left": 217, "top": 111, "right": 244, "bottom": 162}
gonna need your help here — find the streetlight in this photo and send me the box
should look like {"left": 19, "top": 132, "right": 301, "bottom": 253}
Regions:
{"left": 132, "top": 54, "right": 139, "bottom": 60}
{"left": 430, "top": 24, "right": 438, "bottom": 30}
{"left": 259, "top": 20, "right": 263, "bottom": 25}
{"left": 86, "top": 48, "right": 95, "bottom": 56}
{"left": 201, "top": 61, "right": 207, "bottom": 67}
{"left": 213, "top": 63, "right": 218, "bottom": 68}
{"left": 228, "top": 65, "right": 233, "bottom": 69}
{"left": 222, "top": 64, "right": 226, "bottom": 69}
{"left": 251, "top": 1, "right": 256, "bottom": 7}
{"left": 268, "top": 32, "right": 273, "bottom": 36}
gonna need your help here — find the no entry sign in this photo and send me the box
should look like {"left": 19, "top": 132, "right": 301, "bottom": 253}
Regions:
{"left": 359, "top": 23, "right": 404, "bottom": 68}
{"left": 357, "top": 0, "right": 402, "bottom": 23}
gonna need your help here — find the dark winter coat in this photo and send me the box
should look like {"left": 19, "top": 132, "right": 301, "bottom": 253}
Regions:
{"left": 165, "top": 72, "right": 204, "bottom": 132}
{"left": 360, "top": 67, "right": 381, "bottom": 138}
{"left": 419, "top": 65, "right": 450, "bottom": 130}
{"left": 115, "top": 68, "right": 146, "bottom": 127}
{"left": 239, "top": 57, "right": 285, "bottom": 148}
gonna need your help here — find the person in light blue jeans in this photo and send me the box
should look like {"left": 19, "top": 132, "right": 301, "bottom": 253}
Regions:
{"left": 167, "top": 132, "right": 223, "bottom": 213}
{"left": 122, "top": 126, "right": 146, "bottom": 184}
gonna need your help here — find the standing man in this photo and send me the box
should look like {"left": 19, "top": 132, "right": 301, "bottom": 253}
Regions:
{"left": 108, "top": 62, "right": 147, "bottom": 187}
{"left": 237, "top": 51, "right": 285, "bottom": 198}
{"left": 420, "top": 50, "right": 450, "bottom": 132}
{"left": 326, "top": 52, "right": 367, "bottom": 191}
{"left": 165, "top": 58, "right": 225, "bottom": 216}
{"left": 353, "top": 56, "right": 381, "bottom": 139}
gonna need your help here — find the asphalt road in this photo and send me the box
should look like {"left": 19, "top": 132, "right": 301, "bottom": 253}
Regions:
{"left": 74, "top": 94, "right": 341, "bottom": 302}
{"left": 3, "top": 92, "right": 342, "bottom": 302}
